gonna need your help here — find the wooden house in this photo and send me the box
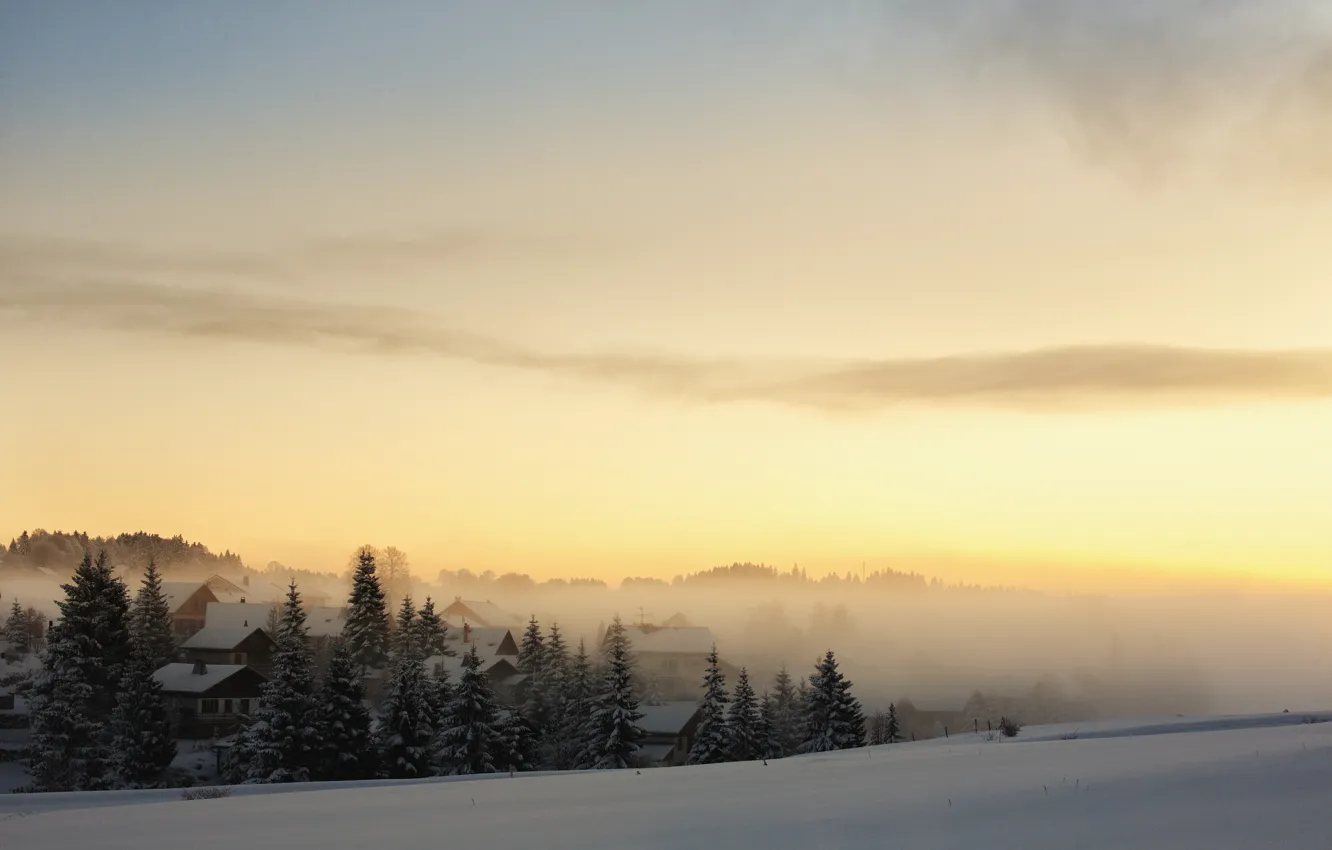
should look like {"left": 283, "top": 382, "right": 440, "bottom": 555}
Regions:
{"left": 639, "top": 701, "right": 703, "bottom": 766}
{"left": 160, "top": 582, "right": 220, "bottom": 640}
{"left": 181, "top": 625, "right": 277, "bottom": 678}
{"left": 153, "top": 661, "right": 267, "bottom": 739}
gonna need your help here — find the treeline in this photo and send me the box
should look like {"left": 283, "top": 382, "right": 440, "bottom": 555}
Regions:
{"left": 3, "top": 530, "right": 243, "bottom": 575}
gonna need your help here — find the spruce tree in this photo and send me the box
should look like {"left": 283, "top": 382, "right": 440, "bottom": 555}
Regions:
{"left": 757, "top": 690, "right": 777, "bottom": 760}
{"left": 435, "top": 645, "right": 502, "bottom": 775}
{"left": 5, "top": 599, "right": 30, "bottom": 655}
{"left": 496, "top": 708, "right": 540, "bottom": 772}
{"left": 416, "top": 597, "right": 450, "bottom": 658}
{"left": 886, "top": 702, "right": 901, "bottom": 743}
{"left": 801, "top": 650, "right": 866, "bottom": 753}
{"left": 687, "top": 644, "right": 731, "bottom": 765}
{"left": 517, "top": 615, "right": 547, "bottom": 738}
{"left": 769, "top": 666, "right": 802, "bottom": 758}
{"left": 376, "top": 601, "right": 435, "bottom": 779}
{"left": 314, "top": 641, "right": 376, "bottom": 781}
{"left": 24, "top": 551, "right": 133, "bottom": 791}
{"left": 342, "top": 548, "right": 391, "bottom": 671}
{"left": 539, "top": 622, "right": 570, "bottom": 768}
{"left": 587, "top": 616, "right": 645, "bottom": 770}
{"left": 560, "top": 639, "right": 596, "bottom": 770}
{"left": 232, "top": 581, "right": 321, "bottom": 782}
{"left": 130, "top": 559, "right": 177, "bottom": 671}
{"left": 108, "top": 649, "right": 177, "bottom": 788}
{"left": 728, "top": 667, "right": 762, "bottom": 762}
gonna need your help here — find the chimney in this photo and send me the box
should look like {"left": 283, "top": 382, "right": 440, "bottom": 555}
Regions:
{"left": 192, "top": 660, "right": 208, "bottom": 675}
{"left": 463, "top": 622, "right": 472, "bottom": 644}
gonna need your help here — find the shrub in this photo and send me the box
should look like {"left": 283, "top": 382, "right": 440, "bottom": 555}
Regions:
{"left": 180, "top": 786, "right": 232, "bottom": 801}
{"left": 999, "top": 716, "right": 1022, "bottom": 738}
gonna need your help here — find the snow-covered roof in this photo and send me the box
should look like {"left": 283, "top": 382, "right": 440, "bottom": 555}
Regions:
{"left": 626, "top": 626, "right": 715, "bottom": 655}
{"left": 639, "top": 701, "right": 701, "bottom": 735}
{"left": 425, "top": 654, "right": 519, "bottom": 680}
{"left": 443, "top": 599, "right": 522, "bottom": 628}
{"left": 205, "top": 601, "right": 348, "bottom": 638}
{"left": 160, "top": 582, "right": 212, "bottom": 613}
{"left": 153, "top": 663, "right": 263, "bottom": 694}
{"left": 181, "top": 626, "right": 271, "bottom": 651}
{"left": 443, "top": 627, "right": 518, "bottom": 658}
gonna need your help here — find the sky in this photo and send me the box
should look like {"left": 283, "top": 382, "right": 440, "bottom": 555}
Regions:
{"left": 2, "top": 1, "right": 1331, "bottom": 591}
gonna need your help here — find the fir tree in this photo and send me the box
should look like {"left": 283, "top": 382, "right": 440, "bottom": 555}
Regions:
{"left": 886, "top": 702, "right": 902, "bottom": 744}
{"left": 757, "top": 690, "right": 777, "bottom": 760}
{"left": 728, "top": 667, "right": 762, "bottom": 762}
{"left": 376, "top": 602, "right": 435, "bottom": 779}
{"left": 559, "top": 639, "right": 596, "bottom": 770}
{"left": 416, "top": 596, "right": 450, "bottom": 658}
{"left": 517, "top": 615, "right": 547, "bottom": 738}
{"left": 232, "top": 581, "right": 321, "bottom": 783}
{"left": 5, "top": 599, "right": 30, "bottom": 655}
{"left": 130, "top": 559, "right": 177, "bottom": 671}
{"left": 24, "top": 551, "right": 133, "bottom": 791}
{"left": 539, "top": 622, "right": 570, "bottom": 768}
{"left": 314, "top": 641, "right": 376, "bottom": 781}
{"left": 342, "top": 548, "right": 391, "bottom": 671}
{"left": 768, "top": 666, "right": 802, "bottom": 758}
{"left": 108, "top": 649, "right": 177, "bottom": 788}
{"left": 687, "top": 644, "right": 731, "bottom": 765}
{"left": 496, "top": 708, "right": 540, "bottom": 773}
{"left": 801, "top": 650, "right": 866, "bottom": 753}
{"left": 435, "top": 645, "right": 502, "bottom": 775}
{"left": 587, "top": 616, "right": 645, "bottom": 770}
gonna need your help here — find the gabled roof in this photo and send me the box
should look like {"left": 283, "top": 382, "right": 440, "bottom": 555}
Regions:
{"left": 160, "top": 582, "right": 217, "bottom": 613}
{"left": 625, "top": 626, "right": 715, "bottom": 655}
{"left": 181, "top": 625, "right": 272, "bottom": 651}
{"left": 153, "top": 662, "right": 264, "bottom": 694}
{"left": 443, "top": 627, "right": 519, "bottom": 658}
{"left": 441, "top": 599, "right": 522, "bottom": 628}
{"left": 205, "top": 601, "right": 348, "bottom": 638}
{"left": 425, "top": 654, "right": 520, "bottom": 681}
{"left": 639, "top": 701, "right": 702, "bottom": 735}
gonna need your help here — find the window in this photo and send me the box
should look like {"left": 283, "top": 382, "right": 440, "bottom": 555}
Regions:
{"left": 239, "top": 698, "right": 252, "bottom": 715}
{"left": 223, "top": 699, "right": 234, "bottom": 714}
{"left": 232, "top": 652, "right": 247, "bottom": 664}
{"left": 200, "top": 698, "right": 219, "bottom": 715}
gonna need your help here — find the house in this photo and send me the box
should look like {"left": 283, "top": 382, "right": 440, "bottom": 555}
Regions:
{"left": 160, "top": 582, "right": 221, "bottom": 639}
{"left": 441, "top": 598, "right": 523, "bottom": 629}
{"left": 154, "top": 661, "right": 267, "bottom": 738}
{"left": 426, "top": 622, "right": 525, "bottom": 702}
{"left": 639, "top": 701, "right": 702, "bottom": 766}
{"left": 616, "top": 625, "right": 728, "bottom": 701}
{"left": 181, "top": 626, "right": 276, "bottom": 677}
{"left": 202, "top": 574, "right": 249, "bottom": 603}
{"left": 205, "top": 601, "right": 349, "bottom": 639}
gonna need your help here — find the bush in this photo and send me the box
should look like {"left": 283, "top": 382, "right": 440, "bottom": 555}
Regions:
{"left": 180, "top": 786, "right": 232, "bottom": 801}
{"left": 999, "top": 716, "right": 1022, "bottom": 738}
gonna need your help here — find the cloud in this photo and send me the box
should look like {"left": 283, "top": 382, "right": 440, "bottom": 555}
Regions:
{"left": 5, "top": 278, "right": 1332, "bottom": 412}
{"left": 864, "top": 0, "right": 1332, "bottom": 184}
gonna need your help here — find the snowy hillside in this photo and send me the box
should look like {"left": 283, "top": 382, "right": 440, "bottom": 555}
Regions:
{"left": 3, "top": 714, "right": 1330, "bottom": 850}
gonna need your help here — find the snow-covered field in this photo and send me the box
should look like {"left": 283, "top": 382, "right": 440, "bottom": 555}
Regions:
{"left": 3, "top": 713, "right": 1330, "bottom": 849}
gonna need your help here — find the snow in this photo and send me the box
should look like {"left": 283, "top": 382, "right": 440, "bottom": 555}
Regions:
{"left": 158, "top": 582, "right": 208, "bottom": 613}
{"left": 181, "top": 626, "right": 270, "bottom": 651}
{"left": 152, "top": 663, "right": 255, "bottom": 694}
{"left": 205, "top": 602, "right": 347, "bottom": 638}
{"left": 638, "top": 701, "right": 700, "bottom": 735}
{"left": 1, "top": 713, "right": 1331, "bottom": 848}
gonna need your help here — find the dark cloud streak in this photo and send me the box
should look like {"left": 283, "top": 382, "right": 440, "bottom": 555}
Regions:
{"left": 4, "top": 279, "right": 1331, "bottom": 412}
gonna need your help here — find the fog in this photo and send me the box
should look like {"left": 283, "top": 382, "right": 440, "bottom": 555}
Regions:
{"left": 6, "top": 562, "right": 1329, "bottom": 723}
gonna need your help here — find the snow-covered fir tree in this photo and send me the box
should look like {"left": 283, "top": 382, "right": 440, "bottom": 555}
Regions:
{"left": 886, "top": 702, "right": 902, "bottom": 743}
{"left": 559, "top": 639, "right": 596, "bottom": 770}
{"left": 496, "top": 708, "right": 540, "bottom": 772}
{"left": 376, "top": 598, "right": 435, "bottom": 779}
{"left": 108, "top": 648, "right": 177, "bottom": 788}
{"left": 24, "top": 551, "right": 133, "bottom": 791}
{"left": 416, "top": 596, "right": 450, "bottom": 658}
{"left": 801, "top": 650, "right": 866, "bottom": 753}
{"left": 587, "top": 616, "right": 645, "bottom": 770}
{"left": 129, "top": 559, "right": 177, "bottom": 671}
{"left": 687, "top": 644, "right": 731, "bottom": 765}
{"left": 538, "top": 622, "right": 570, "bottom": 768}
{"left": 435, "top": 645, "right": 502, "bottom": 775}
{"left": 230, "top": 581, "right": 321, "bottom": 783}
{"left": 314, "top": 640, "right": 376, "bottom": 781}
{"left": 757, "top": 689, "right": 777, "bottom": 760}
{"left": 728, "top": 667, "right": 763, "bottom": 762}
{"left": 343, "top": 548, "right": 392, "bottom": 671}
{"left": 768, "top": 667, "right": 802, "bottom": 759}
{"left": 5, "top": 598, "right": 30, "bottom": 655}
